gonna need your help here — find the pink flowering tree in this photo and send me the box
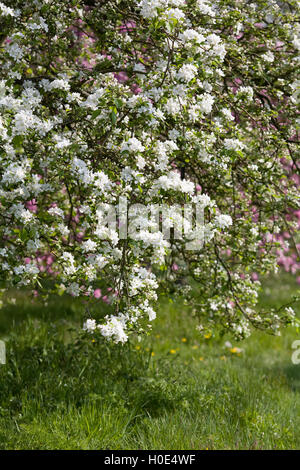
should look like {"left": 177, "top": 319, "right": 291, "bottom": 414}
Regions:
{"left": 0, "top": 0, "right": 299, "bottom": 343}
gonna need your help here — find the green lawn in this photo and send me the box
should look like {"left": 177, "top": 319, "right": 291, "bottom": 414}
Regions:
{"left": 0, "top": 274, "right": 299, "bottom": 450}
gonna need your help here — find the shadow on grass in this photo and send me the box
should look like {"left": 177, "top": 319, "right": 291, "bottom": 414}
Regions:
{"left": 0, "top": 298, "right": 79, "bottom": 337}
{"left": 0, "top": 317, "right": 180, "bottom": 425}
{"left": 280, "top": 364, "right": 300, "bottom": 392}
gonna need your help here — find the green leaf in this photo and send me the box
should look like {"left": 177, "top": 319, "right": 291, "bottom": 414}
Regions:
{"left": 91, "top": 109, "right": 101, "bottom": 119}
{"left": 12, "top": 135, "right": 23, "bottom": 149}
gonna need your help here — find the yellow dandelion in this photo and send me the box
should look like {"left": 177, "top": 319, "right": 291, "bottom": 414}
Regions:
{"left": 135, "top": 345, "right": 141, "bottom": 350}
{"left": 170, "top": 349, "right": 177, "bottom": 354}
{"left": 230, "top": 347, "right": 243, "bottom": 354}
{"left": 204, "top": 333, "right": 212, "bottom": 339}
{"left": 181, "top": 337, "right": 187, "bottom": 343}
{"left": 151, "top": 351, "right": 155, "bottom": 357}
{"left": 199, "top": 356, "right": 204, "bottom": 361}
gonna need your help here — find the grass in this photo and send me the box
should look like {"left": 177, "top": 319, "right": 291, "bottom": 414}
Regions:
{"left": 0, "top": 273, "right": 299, "bottom": 450}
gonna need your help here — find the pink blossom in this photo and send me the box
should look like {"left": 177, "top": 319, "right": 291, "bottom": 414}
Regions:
{"left": 94, "top": 288, "right": 102, "bottom": 299}
{"left": 25, "top": 199, "right": 38, "bottom": 213}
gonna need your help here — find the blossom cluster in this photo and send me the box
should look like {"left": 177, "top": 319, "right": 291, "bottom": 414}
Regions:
{"left": 0, "top": 0, "right": 299, "bottom": 343}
